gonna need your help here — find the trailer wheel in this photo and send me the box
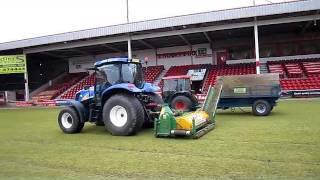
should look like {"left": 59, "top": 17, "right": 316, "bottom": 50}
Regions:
{"left": 171, "top": 95, "right": 192, "bottom": 112}
{"left": 58, "top": 107, "right": 84, "bottom": 133}
{"left": 103, "top": 94, "right": 144, "bottom": 136}
{"left": 252, "top": 100, "right": 271, "bottom": 116}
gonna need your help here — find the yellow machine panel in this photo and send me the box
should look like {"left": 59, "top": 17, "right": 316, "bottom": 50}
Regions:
{"left": 175, "top": 110, "right": 209, "bottom": 131}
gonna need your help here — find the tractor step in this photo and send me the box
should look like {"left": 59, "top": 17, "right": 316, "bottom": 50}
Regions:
{"left": 89, "top": 107, "right": 101, "bottom": 122}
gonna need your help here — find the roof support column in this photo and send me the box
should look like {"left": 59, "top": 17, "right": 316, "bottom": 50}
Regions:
{"left": 254, "top": 17, "right": 260, "bottom": 74}
{"left": 23, "top": 52, "right": 30, "bottom": 101}
{"left": 127, "top": 36, "right": 132, "bottom": 59}
{"left": 24, "top": 68, "right": 29, "bottom": 101}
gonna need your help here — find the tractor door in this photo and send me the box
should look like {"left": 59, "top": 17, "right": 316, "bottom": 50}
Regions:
{"left": 94, "top": 71, "right": 106, "bottom": 106}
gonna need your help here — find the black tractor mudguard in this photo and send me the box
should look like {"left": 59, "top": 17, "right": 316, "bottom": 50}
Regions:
{"left": 65, "top": 100, "right": 89, "bottom": 123}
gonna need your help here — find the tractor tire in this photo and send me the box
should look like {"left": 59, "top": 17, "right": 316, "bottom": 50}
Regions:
{"left": 58, "top": 107, "right": 84, "bottom": 133}
{"left": 103, "top": 94, "right": 144, "bottom": 136}
{"left": 170, "top": 95, "right": 193, "bottom": 112}
{"left": 252, "top": 100, "right": 271, "bottom": 116}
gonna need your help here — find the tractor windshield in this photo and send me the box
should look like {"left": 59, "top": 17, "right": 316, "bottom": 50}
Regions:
{"left": 122, "top": 63, "right": 144, "bottom": 88}
{"left": 98, "top": 63, "right": 144, "bottom": 88}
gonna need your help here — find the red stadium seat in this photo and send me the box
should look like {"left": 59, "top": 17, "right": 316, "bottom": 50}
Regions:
{"left": 202, "top": 63, "right": 256, "bottom": 92}
{"left": 32, "top": 72, "right": 88, "bottom": 101}
{"left": 267, "top": 59, "right": 320, "bottom": 91}
{"left": 143, "top": 65, "right": 164, "bottom": 83}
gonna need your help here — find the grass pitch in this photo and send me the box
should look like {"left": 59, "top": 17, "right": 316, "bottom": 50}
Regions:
{"left": 0, "top": 100, "right": 319, "bottom": 179}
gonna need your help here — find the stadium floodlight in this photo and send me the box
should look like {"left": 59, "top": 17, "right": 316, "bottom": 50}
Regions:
{"left": 126, "top": 0, "right": 132, "bottom": 60}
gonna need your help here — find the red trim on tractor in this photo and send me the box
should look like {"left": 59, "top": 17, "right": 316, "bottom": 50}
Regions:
{"left": 175, "top": 101, "right": 186, "bottom": 110}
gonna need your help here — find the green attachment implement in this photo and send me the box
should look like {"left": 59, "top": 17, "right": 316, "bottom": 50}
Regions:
{"left": 154, "top": 104, "right": 177, "bottom": 137}
{"left": 154, "top": 81, "right": 223, "bottom": 139}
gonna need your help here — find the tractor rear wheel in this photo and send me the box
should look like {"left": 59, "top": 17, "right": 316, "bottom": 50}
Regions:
{"left": 58, "top": 107, "right": 84, "bottom": 133}
{"left": 103, "top": 94, "right": 144, "bottom": 136}
{"left": 170, "top": 95, "right": 193, "bottom": 112}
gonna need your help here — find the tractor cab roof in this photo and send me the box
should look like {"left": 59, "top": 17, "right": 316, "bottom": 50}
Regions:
{"left": 94, "top": 58, "right": 141, "bottom": 67}
{"left": 162, "top": 75, "right": 191, "bottom": 80}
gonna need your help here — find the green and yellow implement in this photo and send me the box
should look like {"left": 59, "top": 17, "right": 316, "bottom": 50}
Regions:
{"left": 154, "top": 82, "right": 223, "bottom": 139}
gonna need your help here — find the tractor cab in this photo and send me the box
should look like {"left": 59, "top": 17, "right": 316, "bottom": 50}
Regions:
{"left": 94, "top": 58, "right": 144, "bottom": 89}
{"left": 75, "top": 58, "right": 146, "bottom": 104}
{"left": 162, "top": 75, "right": 199, "bottom": 111}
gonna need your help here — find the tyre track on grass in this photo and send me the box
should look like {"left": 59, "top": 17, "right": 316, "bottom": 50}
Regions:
{"left": 3, "top": 138, "right": 320, "bottom": 167}
{"left": 0, "top": 158, "right": 209, "bottom": 180}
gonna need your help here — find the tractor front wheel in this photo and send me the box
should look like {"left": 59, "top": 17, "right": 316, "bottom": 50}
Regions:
{"left": 103, "top": 94, "right": 144, "bottom": 136}
{"left": 58, "top": 107, "right": 84, "bottom": 133}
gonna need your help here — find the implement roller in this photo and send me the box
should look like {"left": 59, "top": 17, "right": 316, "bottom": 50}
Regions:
{"left": 154, "top": 81, "right": 223, "bottom": 139}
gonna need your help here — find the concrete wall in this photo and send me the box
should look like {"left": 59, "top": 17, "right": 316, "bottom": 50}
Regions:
{"left": 68, "top": 43, "right": 215, "bottom": 72}
{"left": 68, "top": 52, "right": 122, "bottom": 73}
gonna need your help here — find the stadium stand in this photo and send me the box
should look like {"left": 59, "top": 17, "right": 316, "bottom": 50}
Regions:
{"left": 281, "top": 76, "right": 320, "bottom": 90}
{"left": 60, "top": 73, "right": 96, "bottom": 99}
{"left": 32, "top": 72, "right": 87, "bottom": 101}
{"left": 202, "top": 63, "right": 256, "bottom": 92}
{"left": 267, "top": 59, "right": 320, "bottom": 91}
{"left": 143, "top": 65, "right": 164, "bottom": 83}
{"left": 35, "top": 59, "right": 320, "bottom": 100}
{"left": 284, "top": 63, "right": 304, "bottom": 78}
{"left": 157, "top": 64, "right": 210, "bottom": 90}
{"left": 164, "top": 64, "right": 210, "bottom": 77}
{"left": 302, "top": 61, "right": 320, "bottom": 77}
{"left": 268, "top": 63, "right": 286, "bottom": 78}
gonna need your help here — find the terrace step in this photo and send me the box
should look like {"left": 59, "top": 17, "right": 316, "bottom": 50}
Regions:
{"left": 154, "top": 68, "right": 168, "bottom": 86}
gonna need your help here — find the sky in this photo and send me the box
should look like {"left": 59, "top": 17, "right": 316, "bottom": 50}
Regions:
{"left": 0, "top": 0, "right": 294, "bottom": 43}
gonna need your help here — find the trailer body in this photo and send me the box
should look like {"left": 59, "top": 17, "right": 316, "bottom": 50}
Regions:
{"left": 217, "top": 73, "right": 280, "bottom": 116}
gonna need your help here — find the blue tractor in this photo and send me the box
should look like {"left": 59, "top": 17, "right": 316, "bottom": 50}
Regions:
{"left": 58, "top": 58, "right": 163, "bottom": 136}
